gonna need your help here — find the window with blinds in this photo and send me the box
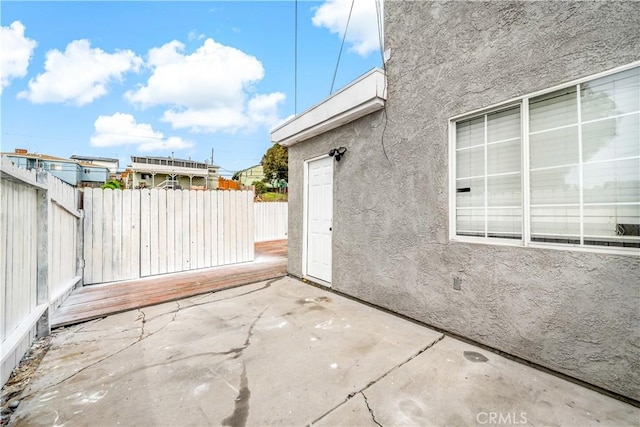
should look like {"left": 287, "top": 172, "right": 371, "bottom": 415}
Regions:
{"left": 455, "top": 106, "right": 522, "bottom": 239}
{"left": 451, "top": 64, "right": 639, "bottom": 251}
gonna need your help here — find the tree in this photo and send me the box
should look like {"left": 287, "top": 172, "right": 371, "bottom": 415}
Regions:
{"left": 262, "top": 144, "right": 288, "bottom": 182}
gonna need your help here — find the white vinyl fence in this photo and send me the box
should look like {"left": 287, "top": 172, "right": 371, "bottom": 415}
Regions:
{"left": 254, "top": 202, "right": 288, "bottom": 242}
{"left": 1, "top": 157, "right": 81, "bottom": 387}
{"left": 83, "top": 189, "right": 255, "bottom": 285}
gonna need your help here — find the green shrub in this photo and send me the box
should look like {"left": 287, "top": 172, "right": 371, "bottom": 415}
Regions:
{"left": 253, "top": 180, "right": 267, "bottom": 195}
{"left": 102, "top": 179, "right": 123, "bottom": 189}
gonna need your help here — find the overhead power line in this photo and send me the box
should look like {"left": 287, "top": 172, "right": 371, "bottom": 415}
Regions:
{"left": 330, "top": 0, "right": 355, "bottom": 94}
{"left": 294, "top": 0, "right": 298, "bottom": 115}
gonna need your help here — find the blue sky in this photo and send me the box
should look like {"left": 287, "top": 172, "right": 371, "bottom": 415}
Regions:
{"left": 1, "top": 1, "right": 382, "bottom": 175}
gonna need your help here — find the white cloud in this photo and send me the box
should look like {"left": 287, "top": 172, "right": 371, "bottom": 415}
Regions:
{"left": 312, "top": 0, "right": 381, "bottom": 57}
{"left": 126, "top": 38, "right": 285, "bottom": 133}
{"left": 248, "top": 92, "right": 287, "bottom": 127}
{"left": 0, "top": 21, "right": 37, "bottom": 94}
{"left": 18, "top": 39, "right": 142, "bottom": 106}
{"left": 90, "top": 112, "right": 194, "bottom": 152}
{"left": 188, "top": 30, "right": 205, "bottom": 41}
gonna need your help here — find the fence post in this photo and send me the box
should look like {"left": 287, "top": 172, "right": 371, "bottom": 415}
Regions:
{"left": 77, "top": 203, "right": 85, "bottom": 287}
{"left": 35, "top": 170, "right": 50, "bottom": 338}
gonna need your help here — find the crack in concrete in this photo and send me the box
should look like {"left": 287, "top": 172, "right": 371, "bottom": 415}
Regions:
{"left": 222, "top": 363, "right": 251, "bottom": 427}
{"left": 18, "top": 313, "right": 149, "bottom": 401}
{"left": 361, "top": 392, "right": 383, "bottom": 427}
{"left": 90, "top": 304, "right": 271, "bottom": 383}
{"left": 308, "top": 334, "right": 445, "bottom": 426}
{"left": 223, "top": 305, "right": 271, "bottom": 359}
{"left": 217, "top": 305, "right": 269, "bottom": 427}
{"left": 137, "top": 301, "right": 182, "bottom": 341}
{"left": 136, "top": 309, "right": 146, "bottom": 341}
{"left": 18, "top": 281, "right": 273, "bottom": 408}
{"left": 172, "top": 301, "right": 181, "bottom": 322}
{"left": 178, "top": 277, "right": 282, "bottom": 313}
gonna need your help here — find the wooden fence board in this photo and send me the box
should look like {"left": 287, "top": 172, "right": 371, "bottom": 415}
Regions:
{"left": 248, "top": 192, "right": 256, "bottom": 260}
{"left": 149, "top": 189, "right": 159, "bottom": 275}
{"left": 166, "top": 190, "right": 176, "bottom": 273}
{"left": 102, "top": 189, "right": 114, "bottom": 283}
{"left": 112, "top": 189, "right": 123, "bottom": 282}
{"left": 196, "top": 191, "right": 205, "bottom": 269}
{"left": 210, "top": 191, "right": 219, "bottom": 267}
{"left": 203, "top": 191, "right": 211, "bottom": 267}
{"left": 174, "top": 191, "right": 183, "bottom": 272}
{"left": 121, "top": 190, "right": 132, "bottom": 280}
{"left": 130, "top": 190, "right": 141, "bottom": 280}
{"left": 182, "top": 190, "right": 191, "bottom": 271}
{"left": 140, "top": 190, "right": 151, "bottom": 277}
{"left": 83, "top": 189, "right": 93, "bottom": 284}
{"left": 230, "top": 191, "right": 238, "bottom": 264}
{"left": 223, "top": 191, "right": 231, "bottom": 264}
{"left": 158, "top": 190, "right": 167, "bottom": 275}
{"left": 217, "top": 190, "right": 225, "bottom": 266}
{"left": 92, "top": 188, "right": 103, "bottom": 284}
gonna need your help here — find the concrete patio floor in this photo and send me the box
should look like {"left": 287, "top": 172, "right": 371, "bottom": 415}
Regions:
{"left": 8, "top": 277, "right": 639, "bottom": 426}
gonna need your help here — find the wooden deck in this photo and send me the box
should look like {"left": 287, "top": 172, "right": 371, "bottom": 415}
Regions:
{"left": 51, "top": 240, "right": 287, "bottom": 328}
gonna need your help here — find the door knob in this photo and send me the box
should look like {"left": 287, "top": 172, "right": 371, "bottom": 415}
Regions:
{"left": 329, "top": 227, "right": 332, "bottom": 231}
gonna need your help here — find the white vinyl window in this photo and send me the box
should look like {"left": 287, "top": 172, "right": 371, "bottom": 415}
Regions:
{"left": 455, "top": 106, "right": 522, "bottom": 239}
{"left": 451, "top": 64, "right": 640, "bottom": 252}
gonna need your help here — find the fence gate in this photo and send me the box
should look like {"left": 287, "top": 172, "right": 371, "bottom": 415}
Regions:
{"left": 83, "top": 188, "right": 254, "bottom": 285}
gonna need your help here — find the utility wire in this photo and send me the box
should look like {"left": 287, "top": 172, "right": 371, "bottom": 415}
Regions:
{"left": 374, "top": 0, "right": 391, "bottom": 165}
{"left": 375, "top": 0, "right": 385, "bottom": 67}
{"left": 294, "top": 0, "right": 298, "bottom": 115}
{"left": 330, "top": 0, "right": 355, "bottom": 94}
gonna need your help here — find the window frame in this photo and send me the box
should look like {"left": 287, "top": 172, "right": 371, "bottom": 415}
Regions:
{"left": 448, "top": 61, "right": 640, "bottom": 256}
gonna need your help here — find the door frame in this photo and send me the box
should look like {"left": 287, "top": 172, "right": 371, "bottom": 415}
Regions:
{"left": 302, "top": 154, "right": 333, "bottom": 286}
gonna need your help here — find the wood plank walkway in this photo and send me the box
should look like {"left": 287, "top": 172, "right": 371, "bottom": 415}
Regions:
{"left": 51, "top": 240, "right": 287, "bottom": 328}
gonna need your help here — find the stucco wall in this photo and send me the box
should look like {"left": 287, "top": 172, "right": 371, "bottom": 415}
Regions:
{"left": 287, "top": 1, "right": 640, "bottom": 400}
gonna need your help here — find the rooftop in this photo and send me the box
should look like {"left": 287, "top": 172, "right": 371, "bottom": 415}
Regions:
{"left": 70, "top": 155, "right": 120, "bottom": 163}
{"left": 271, "top": 68, "right": 387, "bottom": 147}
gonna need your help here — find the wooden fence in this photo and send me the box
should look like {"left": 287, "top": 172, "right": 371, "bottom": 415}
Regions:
{"left": 83, "top": 189, "right": 254, "bottom": 285}
{"left": 1, "top": 157, "right": 81, "bottom": 386}
{"left": 218, "top": 177, "right": 241, "bottom": 190}
{"left": 255, "top": 202, "right": 288, "bottom": 242}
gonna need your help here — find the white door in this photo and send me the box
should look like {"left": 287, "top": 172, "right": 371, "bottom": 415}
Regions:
{"left": 306, "top": 156, "right": 333, "bottom": 284}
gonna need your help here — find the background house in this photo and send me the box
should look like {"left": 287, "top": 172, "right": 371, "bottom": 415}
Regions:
{"left": 272, "top": 2, "right": 640, "bottom": 401}
{"left": 78, "top": 163, "right": 109, "bottom": 188}
{"left": 69, "top": 155, "right": 119, "bottom": 174}
{"left": 234, "top": 164, "right": 268, "bottom": 187}
{"left": 127, "top": 155, "right": 219, "bottom": 190}
{"left": 2, "top": 149, "right": 108, "bottom": 188}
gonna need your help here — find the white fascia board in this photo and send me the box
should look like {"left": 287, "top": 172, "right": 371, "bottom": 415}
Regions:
{"left": 271, "top": 68, "right": 387, "bottom": 147}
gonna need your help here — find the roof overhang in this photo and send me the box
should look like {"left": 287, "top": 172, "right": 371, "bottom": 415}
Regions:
{"left": 270, "top": 68, "right": 387, "bottom": 147}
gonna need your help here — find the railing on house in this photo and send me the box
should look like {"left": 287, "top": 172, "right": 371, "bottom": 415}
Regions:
{"left": 1, "top": 157, "right": 82, "bottom": 386}
{"left": 255, "top": 202, "right": 288, "bottom": 242}
{"left": 83, "top": 189, "right": 255, "bottom": 284}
